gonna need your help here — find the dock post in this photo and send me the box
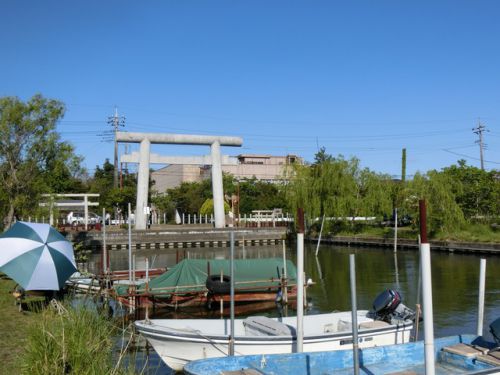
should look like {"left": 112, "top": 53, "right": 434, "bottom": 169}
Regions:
{"left": 128, "top": 203, "right": 132, "bottom": 283}
{"left": 315, "top": 214, "right": 325, "bottom": 257}
{"left": 229, "top": 231, "right": 235, "bottom": 356}
{"left": 102, "top": 208, "right": 107, "bottom": 276}
{"left": 296, "top": 208, "right": 305, "bottom": 353}
{"left": 393, "top": 208, "right": 398, "bottom": 253}
{"left": 282, "top": 239, "right": 288, "bottom": 304}
{"left": 419, "top": 200, "right": 435, "bottom": 375}
{"left": 477, "top": 258, "right": 487, "bottom": 336}
{"left": 350, "top": 254, "right": 360, "bottom": 375}
{"left": 145, "top": 257, "right": 150, "bottom": 322}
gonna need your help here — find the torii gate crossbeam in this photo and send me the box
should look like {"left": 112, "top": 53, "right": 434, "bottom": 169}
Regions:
{"left": 116, "top": 132, "right": 243, "bottom": 229}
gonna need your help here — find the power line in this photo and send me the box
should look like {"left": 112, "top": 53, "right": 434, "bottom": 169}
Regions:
{"left": 442, "top": 148, "right": 500, "bottom": 165}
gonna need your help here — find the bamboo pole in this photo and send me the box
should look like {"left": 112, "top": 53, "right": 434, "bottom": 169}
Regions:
{"left": 315, "top": 214, "right": 325, "bottom": 257}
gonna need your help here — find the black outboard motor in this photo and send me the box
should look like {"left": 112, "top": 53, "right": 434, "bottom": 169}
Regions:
{"left": 372, "top": 289, "right": 416, "bottom": 324}
{"left": 490, "top": 317, "right": 500, "bottom": 352}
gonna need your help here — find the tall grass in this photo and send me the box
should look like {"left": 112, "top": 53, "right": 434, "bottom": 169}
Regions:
{"left": 21, "top": 302, "right": 135, "bottom": 375}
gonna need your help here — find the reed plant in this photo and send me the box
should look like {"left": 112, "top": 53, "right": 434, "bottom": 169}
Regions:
{"left": 21, "top": 301, "right": 136, "bottom": 375}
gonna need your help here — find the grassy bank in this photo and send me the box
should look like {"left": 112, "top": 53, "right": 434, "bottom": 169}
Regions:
{"left": 0, "top": 277, "right": 138, "bottom": 374}
{"left": 0, "top": 277, "right": 41, "bottom": 373}
{"left": 319, "top": 223, "right": 500, "bottom": 243}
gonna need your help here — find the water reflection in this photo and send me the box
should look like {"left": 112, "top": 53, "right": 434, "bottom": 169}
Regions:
{"left": 88, "top": 243, "right": 500, "bottom": 372}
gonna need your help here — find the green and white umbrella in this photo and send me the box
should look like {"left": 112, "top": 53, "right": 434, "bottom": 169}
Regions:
{"left": 0, "top": 221, "right": 77, "bottom": 290}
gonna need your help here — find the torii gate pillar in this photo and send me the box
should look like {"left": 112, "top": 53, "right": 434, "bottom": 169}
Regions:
{"left": 136, "top": 139, "right": 151, "bottom": 230}
{"left": 210, "top": 141, "right": 224, "bottom": 228}
{"left": 117, "top": 132, "right": 242, "bottom": 230}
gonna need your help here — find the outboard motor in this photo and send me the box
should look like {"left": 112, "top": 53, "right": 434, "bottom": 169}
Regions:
{"left": 372, "top": 289, "right": 416, "bottom": 324}
{"left": 490, "top": 317, "right": 500, "bottom": 352}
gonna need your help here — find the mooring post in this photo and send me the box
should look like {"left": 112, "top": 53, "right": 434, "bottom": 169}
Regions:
{"left": 296, "top": 208, "right": 305, "bottom": 353}
{"left": 128, "top": 202, "right": 132, "bottom": 284}
{"left": 229, "top": 231, "right": 235, "bottom": 356}
{"left": 315, "top": 214, "right": 325, "bottom": 257}
{"left": 350, "top": 254, "right": 360, "bottom": 375}
{"left": 102, "top": 208, "right": 108, "bottom": 278}
{"left": 282, "top": 239, "right": 288, "bottom": 304}
{"left": 393, "top": 208, "right": 398, "bottom": 253}
{"left": 477, "top": 258, "right": 487, "bottom": 336}
{"left": 420, "top": 200, "right": 435, "bottom": 375}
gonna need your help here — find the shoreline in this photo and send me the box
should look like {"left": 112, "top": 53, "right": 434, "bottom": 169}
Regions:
{"left": 308, "top": 235, "right": 500, "bottom": 255}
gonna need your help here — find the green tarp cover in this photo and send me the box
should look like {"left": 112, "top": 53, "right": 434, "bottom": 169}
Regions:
{"left": 114, "top": 258, "right": 297, "bottom": 296}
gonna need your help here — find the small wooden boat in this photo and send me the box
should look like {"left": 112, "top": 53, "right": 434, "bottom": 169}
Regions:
{"left": 184, "top": 332, "right": 500, "bottom": 375}
{"left": 135, "top": 290, "right": 416, "bottom": 371}
{"left": 113, "top": 258, "right": 297, "bottom": 309}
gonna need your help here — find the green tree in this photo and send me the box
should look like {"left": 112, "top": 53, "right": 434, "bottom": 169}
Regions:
{"left": 404, "top": 171, "right": 465, "bottom": 236}
{"left": 86, "top": 159, "right": 138, "bottom": 214}
{"left": 286, "top": 152, "right": 393, "bottom": 232}
{"left": 441, "top": 160, "right": 499, "bottom": 220}
{"left": 163, "top": 173, "right": 237, "bottom": 215}
{"left": 199, "top": 198, "right": 230, "bottom": 215}
{"left": 0, "top": 95, "right": 84, "bottom": 228}
{"left": 237, "top": 178, "right": 286, "bottom": 214}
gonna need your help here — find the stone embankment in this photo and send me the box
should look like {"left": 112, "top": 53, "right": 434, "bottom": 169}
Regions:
{"left": 66, "top": 225, "right": 287, "bottom": 251}
{"left": 311, "top": 235, "right": 500, "bottom": 254}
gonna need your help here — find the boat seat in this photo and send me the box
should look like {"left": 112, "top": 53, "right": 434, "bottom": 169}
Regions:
{"left": 359, "top": 321, "right": 390, "bottom": 330}
{"left": 243, "top": 316, "right": 294, "bottom": 336}
{"left": 221, "top": 370, "right": 264, "bottom": 375}
{"left": 476, "top": 350, "right": 500, "bottom": 366}
{"left": 442, "top": 343, "right": 489, "bottom": 358}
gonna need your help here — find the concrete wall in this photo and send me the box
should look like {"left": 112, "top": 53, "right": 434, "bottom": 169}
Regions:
{"left": 151, "top": 164, "right": 204, "bottom": 192}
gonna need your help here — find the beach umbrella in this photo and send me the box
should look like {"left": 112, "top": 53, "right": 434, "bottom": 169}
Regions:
{"left": 0, "top": 221, "right": 77, "bottom": 290}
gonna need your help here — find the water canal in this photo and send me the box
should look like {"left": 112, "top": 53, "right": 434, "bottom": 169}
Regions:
{"left": 88, "top": 243, "right": 500, "bottom": 373}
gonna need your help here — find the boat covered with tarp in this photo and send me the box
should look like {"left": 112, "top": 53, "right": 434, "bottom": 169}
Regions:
{"left": 112, "top": 258, "right": 297, "bottom": 309}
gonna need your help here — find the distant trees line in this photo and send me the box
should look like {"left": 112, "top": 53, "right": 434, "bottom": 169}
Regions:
{"left": 287, "top": 148, "right": 499, "bottom": 237}
{"left": 1, "top": 95, "right": 498, "bottom": 236}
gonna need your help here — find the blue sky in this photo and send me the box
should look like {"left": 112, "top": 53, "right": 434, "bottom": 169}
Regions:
{"left": 2, "top": 1, "right": 499, "bottom": 177}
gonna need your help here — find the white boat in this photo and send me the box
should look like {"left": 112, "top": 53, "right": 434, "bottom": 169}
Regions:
{"left": 135, "top": 290, "right": 416, "bottom": 371}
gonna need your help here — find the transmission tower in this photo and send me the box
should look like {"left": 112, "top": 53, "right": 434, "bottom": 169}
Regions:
{"left": 107, "top": 107, "right": 126, "bottom": 188}
{"left": 472, "top": 120, "right": 488, "bottom": 170}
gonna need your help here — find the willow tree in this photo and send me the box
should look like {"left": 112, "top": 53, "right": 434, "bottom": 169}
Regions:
{"left": 404, "top": 171, "right": 465, "bottom": 235}
{"left": 354, "top": 168, "right": 393, "bottom": 218}
{"left": 286, "top": 152, "right": 392, "bottom": 227}
{"left": 0, "top": 95, "right": 82, "bottom": 229}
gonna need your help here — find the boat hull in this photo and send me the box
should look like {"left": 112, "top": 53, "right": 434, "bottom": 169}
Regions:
{"left": 135, "top": 312, "right": 413, "bottom": 371}
{"left": 183, "top": 334, "right": 500, "bottom": 375}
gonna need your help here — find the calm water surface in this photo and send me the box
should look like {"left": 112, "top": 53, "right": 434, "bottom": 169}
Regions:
{"left": 89, "top": 243, "right": 500, "bottom": 373}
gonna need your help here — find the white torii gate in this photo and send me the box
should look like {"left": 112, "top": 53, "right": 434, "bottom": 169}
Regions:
{"left": 116, "top": 132, "right": 243, "bottom": 230}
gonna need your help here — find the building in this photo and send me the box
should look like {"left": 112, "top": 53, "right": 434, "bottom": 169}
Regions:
{"left": 151, "top": 154, "right": 301, "bottom": 192}
{"left": 151, "top": 164, "right": 205, "bottom": 192}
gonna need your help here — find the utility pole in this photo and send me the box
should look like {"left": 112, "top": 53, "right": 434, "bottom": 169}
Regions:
{"left": 107, "top": 107, "right": 126, "bottom": 188}
{"left": 401, "top": 148, "right": 407, "bottom": 182}
{"left": 473, "top": 120, "right": 488, "bottom": 170}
